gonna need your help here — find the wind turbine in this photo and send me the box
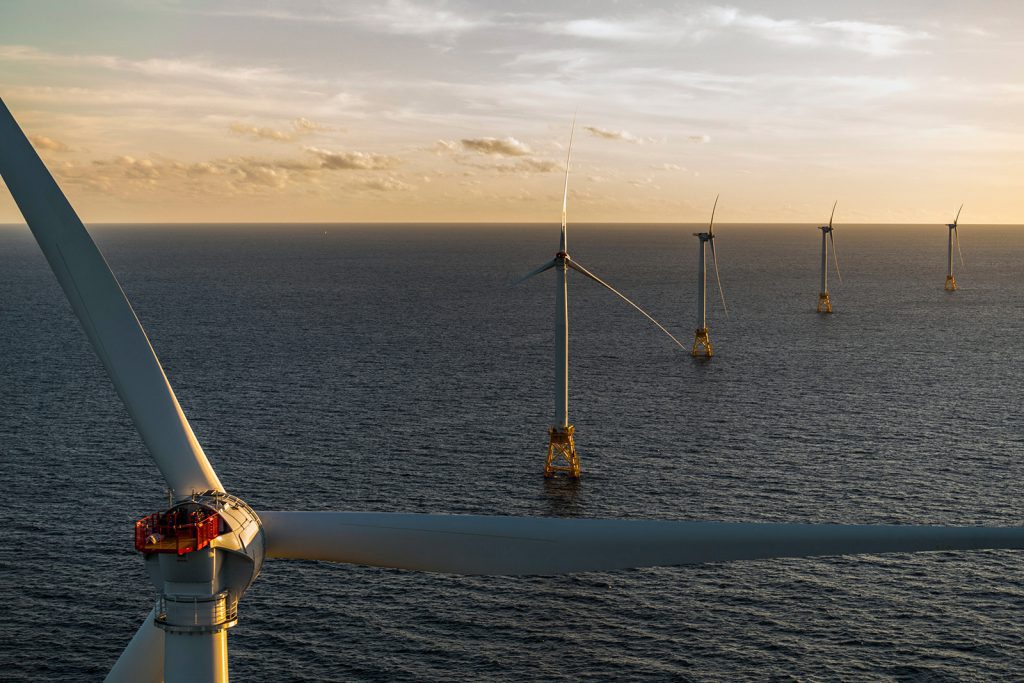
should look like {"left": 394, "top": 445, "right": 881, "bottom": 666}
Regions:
{"left": 816, "top": 201, "right": 843, "bottom": 314}
{"left": 514, "top": 118, "right": 686, "bottom": 478}
{"left": 4, "top": 98, "right": 1024, "bottom": 683}
{"left": 945, "top": 204, "right": 965, "bottom": 291}
{"left": 691, "top": 195, "right": 728, "bottom": 358}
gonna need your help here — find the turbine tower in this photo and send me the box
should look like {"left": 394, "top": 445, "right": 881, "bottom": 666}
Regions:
{"left": 945, "top": 204, "right": 965, "bottom": 291}
{"left": 6, "top": 97, "right": 1024, "bottom": 683}
{"left": 691, "top": 195, "right": 728, "bottom": 358}
{"left": 816, "top": 201, "right": 843, "bottom": 314}
{"left": 515, "top": 117, "right": 686, "bottom": 478}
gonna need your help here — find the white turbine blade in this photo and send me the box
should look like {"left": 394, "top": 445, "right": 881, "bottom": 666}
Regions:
{"left": 829, "top": 231, "right": 843, "bottom": 284}
{"left": 511, "top": 259, "right": 557, "bottom": 286}
{"left": 566, "top": 259, "right": 686, "bottom": 350}
{"left": 560, "top": 114, "right": 576, "bottom": 250}
{"left": 828, "top": 200, "right": 837, "bottom": 229}
{"left": 260, "top": 511, "right": 1024, "bottom": 576}
{"left": 953, "top": 202, "right": 963, "bottom": 227}
{"left": 709, "top": 239, "right": 728, "bottom": 316}
{"left": 954, "top": 226, "right": 965, "bottom": 268}
{"left": 708, "top": 193, "right": 719, "bottom": 236}
{"left": 104, "top": 607, "right": 163, "bottom": 683}
{"left": 0, "top": 97, "right": 222, "bottom": 495}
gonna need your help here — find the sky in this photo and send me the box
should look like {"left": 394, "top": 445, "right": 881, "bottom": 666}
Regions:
{"left": 1, "top": 0, "right": 1022, "bottom": 224}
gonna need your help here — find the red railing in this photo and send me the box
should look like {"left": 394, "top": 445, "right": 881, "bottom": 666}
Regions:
{"left": 135, "top": 508, "right": 221, "bottom": 556}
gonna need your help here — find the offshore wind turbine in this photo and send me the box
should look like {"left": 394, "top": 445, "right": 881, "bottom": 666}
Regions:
{"left": 945, "top": 204, "right": 965, "bottom": 291}
{"left": 816, "top": 201, "right": 843, "bottom": 314}
{"left": 514, "top": 118, "right": 686, "bottom": 478}
{"left": 5, "top": 98, "right": 1024, "bottom": 683}
{"left": 691, "top": 195, "right": 728, "bottom": 358}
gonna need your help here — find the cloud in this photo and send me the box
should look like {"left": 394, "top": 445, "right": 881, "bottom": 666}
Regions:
{"left": 460, "top": 136, "right": 532, "bottom": 156}
{"left": 55, "top": 144, "right": 402, "bottom": 197}
{"left": 360, "top": 176, "right": 414, "bottom": 192}
{"left": 306, "top": 146, "right": 399, "bottom": 170}
{"left": 628, "top": 176, "right": 660, "bottom": 189}
{"left": 687, "top": 134, "right": 711, "bottom": 143}
{"left": 548, "top": 18, "right": 655, "bottom": 42}
{"left": 709, "top": 8, "right": 931, "bottom": 56}
{"left": 29, "top": 135, "right": 70, "bottom": 152}
{"left": 584, "top": 126, "right": 641, "bottom": 143}
{"left": 541, "top": 8, "right": 929, "bottom": 57}
{"left": 189, "top": 0, "right": 488, "bottom": 40}
{"left": 229, "top": 122, "right": 293, "bottom": 141}
{"left": 654, "top": 163, "right": 685, "bottom": 171}
{"left": 500, "top": 158, "right": 561, "bottom": 174}
{"left": 229, "top": 118, "right": 331, "bottom": 142}
{"left": 0, "top": 44, "right": 301, "bottom": 86}
{"left": 432, "top": 139, "right": 459, "bottom": 154}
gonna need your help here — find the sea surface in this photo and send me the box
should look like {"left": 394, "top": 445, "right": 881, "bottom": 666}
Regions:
{"left": 1, "top": 222, "right": 1022, "bottom": 681}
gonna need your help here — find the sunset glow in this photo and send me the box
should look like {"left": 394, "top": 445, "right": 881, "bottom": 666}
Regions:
{"left": 1, "top": 1, "right": 1022, "bottom": 224}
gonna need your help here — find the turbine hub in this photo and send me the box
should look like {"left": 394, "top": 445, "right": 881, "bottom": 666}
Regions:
{"left": 137, "top": 491, "right": 265, "bottom": 634}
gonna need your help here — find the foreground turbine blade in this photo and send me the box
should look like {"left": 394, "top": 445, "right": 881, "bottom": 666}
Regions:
{"left": 829, "top": 231, "right": 843, "bottom": 284}
{"left": 566, "top": 259, "right": 686, "bottom": 350}
{"left": 709, "top": 239, "right": 728, "bottom": 316}
{"left": 828, "top": 200, "right": 837, "bottom": 229}
{"left": 105, "top": 607, "right": 163, "bottom": 683}
{"left": 954, "top": 226, "right": 965, "bottom": 268}
{"left": 511, "top": 259, "right": 557, "bottom": 286}
{"left": 0, "top": 97, "right": 222, "bottom": 495}
{"left": 261, "top": 511, "right": 1024, "bottom": 576}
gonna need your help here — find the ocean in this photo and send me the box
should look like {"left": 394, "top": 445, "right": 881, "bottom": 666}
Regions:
{"left": 1, "top": 222, "right": 1022, "bottom": 681}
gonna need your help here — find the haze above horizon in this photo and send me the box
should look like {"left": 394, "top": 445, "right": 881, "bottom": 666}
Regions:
{"left": 1, "top": 0, "right": 1022, "bottom": 224}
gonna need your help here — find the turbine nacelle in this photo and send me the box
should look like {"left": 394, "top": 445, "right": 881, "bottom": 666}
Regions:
{"left": 139, "top": 492, "right": 265, "bottom": 636}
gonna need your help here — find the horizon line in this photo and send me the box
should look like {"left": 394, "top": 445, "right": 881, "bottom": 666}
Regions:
{"left": 1, "top": 221, "right": 1022, "bottom": 227}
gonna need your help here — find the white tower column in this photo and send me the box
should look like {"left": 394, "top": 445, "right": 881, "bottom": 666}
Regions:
{"left": 545, "top": 252, "right": 579, "bottom": 478}
{"left": 555, "top": 256, "right": 569, "bottom": 429}
{"left": 948, "top": 227, "right": 954, "bottom": 278}
{"left": 817, "top": 228, "right": 833, "bottom": 313}
{"left": 820, "top": 229, "right": 829, "bottom": 294}
{"left": 697, "top": 239, "right": 707, "bottom": 330}
{"left": 692, "top": 234, "right": 713, "bottom": 357}
{"left": 164, "top": 630, "right": 229, "bottom": 683}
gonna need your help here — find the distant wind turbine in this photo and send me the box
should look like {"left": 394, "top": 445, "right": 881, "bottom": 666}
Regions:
{"left": 691, "top": 195, "right": 728, "bottom": 358}
{"left": 945, "top": 204, "right": 965, "bottom": 291}
{"left": 816, "top": 201, "right": 842, "bottom": 314}
{"left": 514, "top": 117, "right": 685, "bottom": 478}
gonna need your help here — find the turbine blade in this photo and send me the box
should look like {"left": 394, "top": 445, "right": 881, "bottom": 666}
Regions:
{"left": 104, "top": 607, "right": 163, "bottom": 683}
{"left": 709, "top": 239, "right": 728, "bottom": 316}
{"left": 560, "top": 114, "right": 576, "bottom": 250}
{"left": 0, "top": 97, "right": 222, "bottom": 495}
{"left": 566, "top": 259, "right": 686, "bottom": 350}
{"left": 829, "top": 200, "right": 837, "bottom": 229}
{"left": 708, "top": 193, "right": 719, "bottom": 236}
{"left": 829, "top": 231, "right": 843, "bottom": 284}
{"left": 954, "top": 226, "right": 965, "bottom": 268}
{"left": 954, "top": 203, "right": 963, "bottom": 227}
{"left": 260, "top": 511, "right": 1024, "bottom": 576}
{"left": 511, "top": 259, "right": 557, "bottom": 286}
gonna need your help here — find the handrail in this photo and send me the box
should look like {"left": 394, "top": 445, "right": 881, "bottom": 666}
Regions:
{"left": 156, "top": 591, "right": 239, "bottom": 631}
